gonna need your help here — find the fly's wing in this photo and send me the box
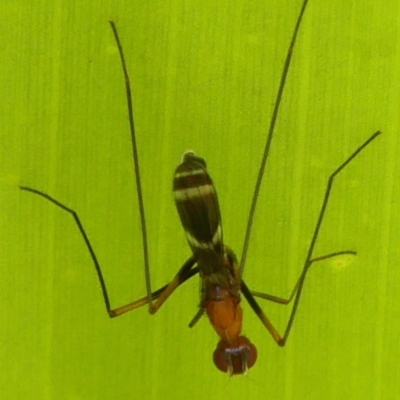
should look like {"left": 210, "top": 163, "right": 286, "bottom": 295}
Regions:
{"left": 173, "top": 151, "right": 224, "bottom": 275}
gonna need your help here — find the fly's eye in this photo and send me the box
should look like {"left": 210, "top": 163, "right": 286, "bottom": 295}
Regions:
{"left": 213, "top": 337, "right": 257, "bottom": 375}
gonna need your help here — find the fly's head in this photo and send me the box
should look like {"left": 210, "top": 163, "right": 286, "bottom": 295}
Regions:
{"left": 213, "top": 336, "right": 257, "bottom": 375}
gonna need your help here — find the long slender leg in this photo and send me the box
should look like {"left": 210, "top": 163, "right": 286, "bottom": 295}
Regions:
{"left": 118, "top": 265, "right": 200, "bottom": 312}
{"left": 188, "top": 250, "right": 356, "bottom": 330}
{"left": 242, "top": 131, "right": 382, "bottom": 346}
{"left": 251, "top": 250, "right": 356, "bottom": 304}
{"left": 19, "top": 186, "right": 198, "bottom": 317}
{"left": 242, "top": 251, "right": 345, "bottom": 344}
{"left": 188, "top": 308, "right": 205, "bottom": 328}
{"left": 111, "top": 257, "right": 197, "bottom": 316}
{"left": 108, "top": 21, "right": 156, "bottom": 310}
{"left": 181, "top": 251, "right": 352, "bottom": 328}
{"left": 21, "top": 21, "right": 200, "bottom": 318}
{"left": 240, "top": 0, "right": 310, "bottom": 277}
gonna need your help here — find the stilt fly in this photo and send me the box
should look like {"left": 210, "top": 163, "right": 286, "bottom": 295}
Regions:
{"left": 20, "top": 0, "right": 381, "bottom": 375}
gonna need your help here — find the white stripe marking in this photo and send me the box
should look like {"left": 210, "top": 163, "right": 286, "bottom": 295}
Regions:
{"left": 185, "top": 224, "right": 222, "bottom": 250}
{"left": 175, "top": 168, "right": 205, "bottom": 179}
{"left": 174, "top": 183, "right": 214, "bottom": 202}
